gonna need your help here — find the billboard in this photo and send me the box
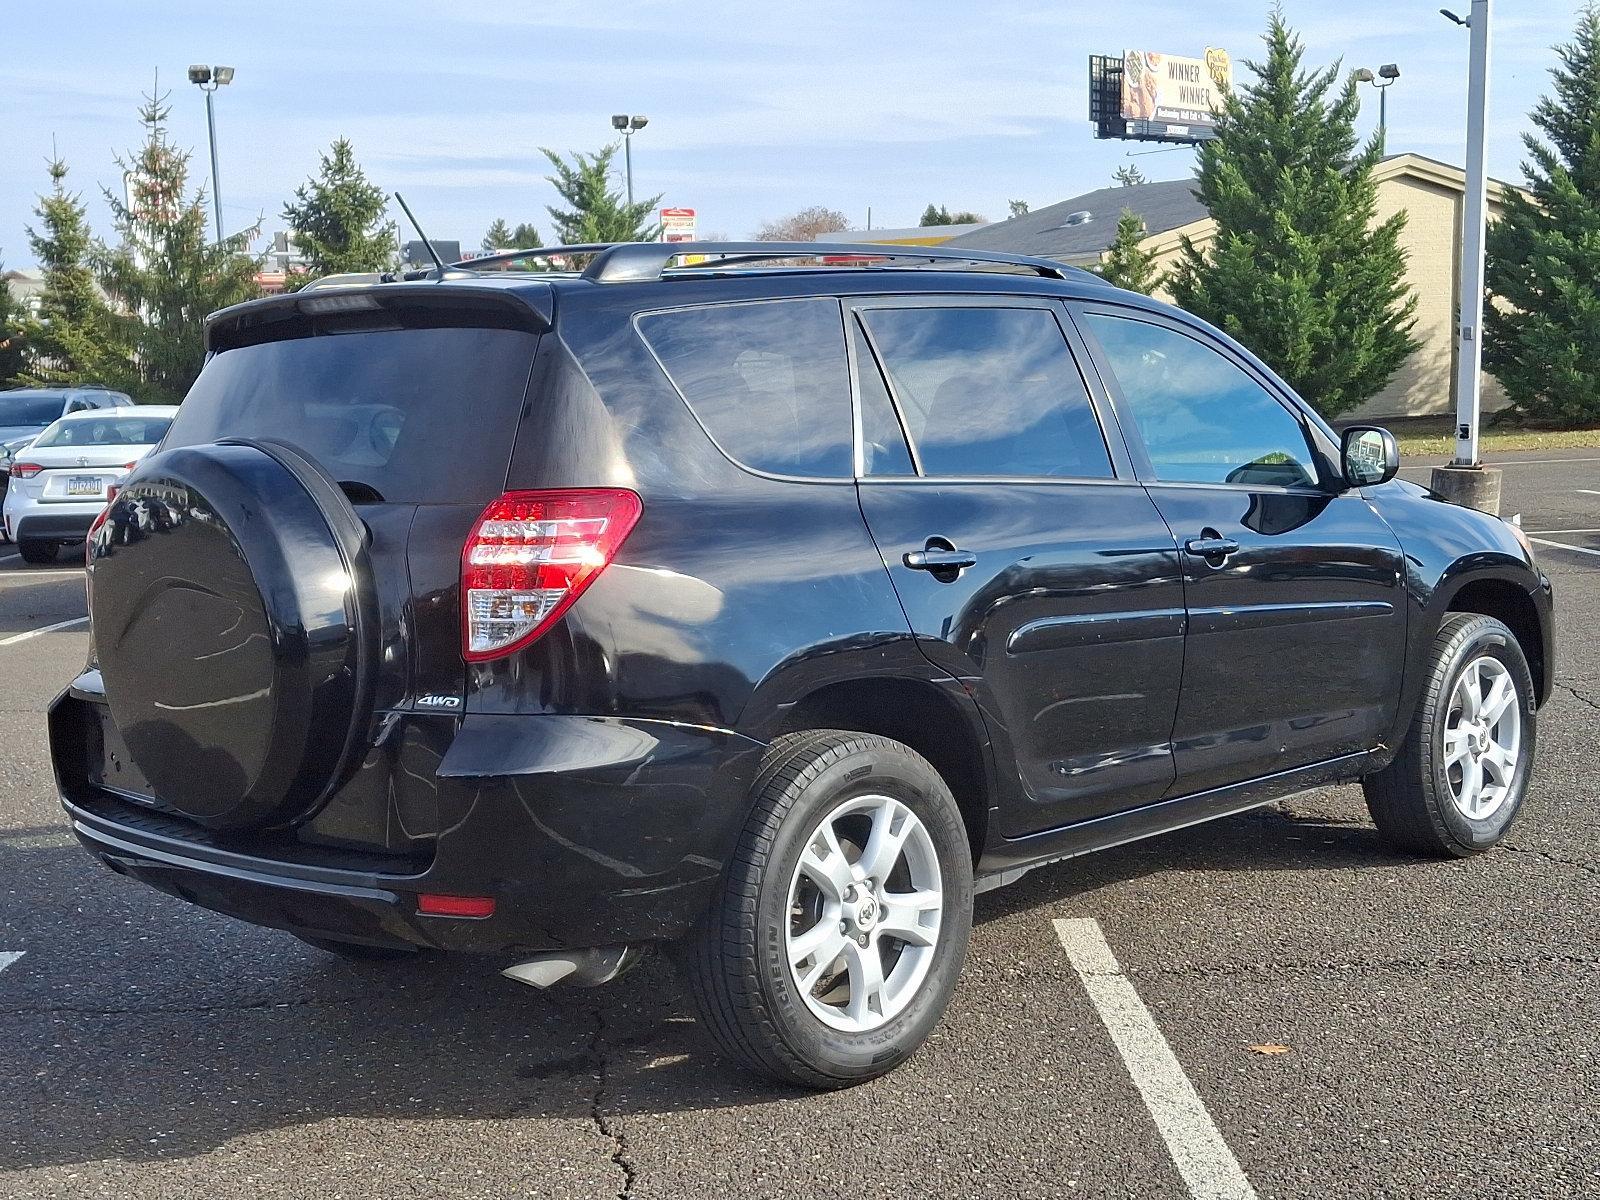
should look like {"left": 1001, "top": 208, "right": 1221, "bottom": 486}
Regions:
{"left": 1091, "top": 48, "right": 1232, "bottom": 145}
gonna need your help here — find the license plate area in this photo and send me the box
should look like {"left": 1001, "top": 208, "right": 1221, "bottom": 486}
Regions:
{"left": 65, "top": 475, "right": 105, "bottom": 497}
{"left": 84, "top": 702, "right": 158, "bottom": 806}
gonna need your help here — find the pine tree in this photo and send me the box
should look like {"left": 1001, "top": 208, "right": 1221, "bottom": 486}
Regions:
{"left": 1096, "top": 209, "right": 1161, "bottom": 294}
{"left": 1484, "top": 6, "right": 1600, "bottom": 424}
{"left": 482, "top": 219, "right": 513, "bottom": 252}
{"left": 21, "top": 156, "right": 120, "bottom": 388}
{"left": 1113, "top": 164, "right": 1148, "bottom": 187}
{"left": 0, "top": 264, "right": 27, "bottom": 387}
{"left": 919, "top": 204, "right": 984, "bottom": 226}
{"left": 542, "top": 146, "right": 660, "bottom": 243}
{"left": 1167, "top": 13, "right": 1419, "bottom": 419}
{"left": 1008, "top": 199, "right": 1030, "bottom": 218}
{"left": 281, "top": 138, "right": 393, "bottom": 286}
{"left": 97, "top": 88, "right": 262, "bottom": 404}
{"left": 509, "top": 222, "right": 542, "bottom": 249}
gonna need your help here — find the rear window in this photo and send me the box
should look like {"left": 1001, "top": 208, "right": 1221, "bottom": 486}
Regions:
{"left": 167, "top": 327, "right": 539, "bottom": 503}
{"left": 0, "top": 393, "right": 63, "bottom": 426}
{"left": 637, "top": 298, "right": 853, "bottom": 478}
{"left": 35, "top": 415, "right": 172, "bottom": 447}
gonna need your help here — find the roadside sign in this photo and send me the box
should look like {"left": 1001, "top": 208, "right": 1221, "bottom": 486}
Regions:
{"left": 661, "top": 207, "right": 697, "bottom": 243}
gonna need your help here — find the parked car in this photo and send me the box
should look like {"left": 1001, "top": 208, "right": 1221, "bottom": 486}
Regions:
{"left": 0, "top": 388, "right": 134, "bottom": 534}
{"left": 49, "top": 243, "right": 1553, "bottom": 1089}
{"left": 4, "top": 406, "right": 177, "bottom": 562}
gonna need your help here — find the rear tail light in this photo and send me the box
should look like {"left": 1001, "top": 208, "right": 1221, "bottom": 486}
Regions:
{"left": 461, "top": 488, "right": 642, "bottom": 662}
{"left": 9, "top": 462, "right": 40, "bottom": 479}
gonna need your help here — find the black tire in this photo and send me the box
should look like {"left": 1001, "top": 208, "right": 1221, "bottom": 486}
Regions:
{"left": 17, "top": 538, "right": 58, "bottom": 565}
{"left": 680, "top": 729, "right": 974, "bottom": 1089}
{"left": 1364, "top": 613, "right": 1537, "bottom": 857}
{"left": 293, "top": 933, "right": 419, "bottom": 961}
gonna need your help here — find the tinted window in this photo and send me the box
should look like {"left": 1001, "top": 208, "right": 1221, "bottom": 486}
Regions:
{"left": 1084, "top": 314, "right": 1318, "bottom": 488}
{"left": 167, "top": 327, "right": 539, "bottom": 503}
{"left": 638, "top": 298, "right": 852, "bottom": 478}
{"left": 35, "top": 415, "right": 172, "bottom": 447}
{"left": 860, "top": 306, "right": 1112, "bottom": 479}
{"left": 0, "top": 393, "right": 64, "bottom": 426}
{"left": 853, "top": 319, "right": 914, "bottom": 476}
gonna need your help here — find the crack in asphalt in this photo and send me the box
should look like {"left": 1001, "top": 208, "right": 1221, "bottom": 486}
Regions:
{"left": 589, "top": 1005, "right": 638, "bottom": 1200}
{"left": 0, "top": 991, "right": 374, "bottom": 1018}
{"left": 1555, "top": 680, "right": 1600, "bottom": 712}
{"left": 1499, "top": 840, "right": 1600, "bottom": 875}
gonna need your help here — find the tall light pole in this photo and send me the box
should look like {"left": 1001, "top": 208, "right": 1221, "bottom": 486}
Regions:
{"left": 188, "top": 65, "right": 235, "bottom": 244}
{"left": 1432, "top": 3, "right": 1501, "bottom": 513}
{"left": 610, "top": 113, "right": 648, "bottom": 208}
{"left": 1354, "top": 64, "right": 1401, "bottom": 140}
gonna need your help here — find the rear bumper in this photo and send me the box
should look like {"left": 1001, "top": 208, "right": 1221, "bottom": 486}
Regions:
{"left": 13, "top": 507, "right": 98, "bottom": 542}
{"left": 52, "top": 688, "right": 764, "bottom": 955}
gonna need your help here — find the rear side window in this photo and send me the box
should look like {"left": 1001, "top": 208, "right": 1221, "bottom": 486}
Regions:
{"left": 638, "top": 298, "right": 853, "bottom": 478}
{"left": 167, "top": 327, "right": 539, "bottom": 503}
{"left": 34, "top": 415, "right": 171, "bottom": 447}
{"left": 859, "top": 306, "right": 1112, "bottom": 479}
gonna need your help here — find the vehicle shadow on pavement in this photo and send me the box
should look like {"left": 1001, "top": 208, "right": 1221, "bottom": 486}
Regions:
{"left": 0, "top": 794, "right": 1406, "bottom": 1174}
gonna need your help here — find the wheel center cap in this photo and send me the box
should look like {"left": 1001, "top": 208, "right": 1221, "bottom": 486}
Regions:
{"left": 853, "top": 897, "right": 877, "bottom": 929}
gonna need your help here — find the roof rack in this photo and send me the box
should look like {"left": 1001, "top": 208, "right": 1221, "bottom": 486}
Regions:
{"left": 450, "top": 241, "right": 1092, "bottom": 284}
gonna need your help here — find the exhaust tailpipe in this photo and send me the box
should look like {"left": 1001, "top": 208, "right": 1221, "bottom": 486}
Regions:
{"left": 502, "top": 946, "right": 640, "bottom": 989}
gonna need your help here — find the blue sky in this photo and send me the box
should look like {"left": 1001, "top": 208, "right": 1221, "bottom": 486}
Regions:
{"left": 0, "top": 0, "right": 1584, "bottom": 267}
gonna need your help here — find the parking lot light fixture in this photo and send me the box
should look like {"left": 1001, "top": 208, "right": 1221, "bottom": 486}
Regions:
{"left": 1356, "top": 63, "right": 1400, "bottom": 138}
{"left": 612, "top": 113, "right": 648, "bottom": 209}
{"left": 189, "top": 64, "right": 234, "bottom": 244}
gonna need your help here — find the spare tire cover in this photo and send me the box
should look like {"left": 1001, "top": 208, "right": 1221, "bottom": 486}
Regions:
{"left": 90, "top": 441, "right": 377, "bottom": 832}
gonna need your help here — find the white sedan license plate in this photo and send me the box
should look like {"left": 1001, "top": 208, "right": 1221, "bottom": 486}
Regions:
{"left": 66, "top": 475, "right": 104, "bottom": 497}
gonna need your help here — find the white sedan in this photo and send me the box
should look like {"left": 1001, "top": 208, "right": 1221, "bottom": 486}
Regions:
{"left": 3, "top": 406, "right": 178, "bottom": 564}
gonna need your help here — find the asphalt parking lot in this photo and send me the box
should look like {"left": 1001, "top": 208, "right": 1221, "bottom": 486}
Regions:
{"left": 1, "top": 450, "right": 1597, "bottom": 1200}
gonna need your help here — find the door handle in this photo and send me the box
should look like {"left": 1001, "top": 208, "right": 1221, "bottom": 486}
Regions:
{"left": 1184, "top": 536, "right": 1240, "bottom": 558}
{"left": 904, "top": 548, "right": 978, "bottom": 571}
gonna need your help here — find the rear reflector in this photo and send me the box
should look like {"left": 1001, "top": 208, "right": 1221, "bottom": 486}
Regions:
{"left": 417, "top": 893, "right": 496, "bottom": 918}
{"left": 461, "top": 488, "right": 643, "bottom": 662}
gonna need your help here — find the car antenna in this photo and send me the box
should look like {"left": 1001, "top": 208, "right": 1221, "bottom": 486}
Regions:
{"left": 394, "top": 192, "right": 450, "bottom": 277}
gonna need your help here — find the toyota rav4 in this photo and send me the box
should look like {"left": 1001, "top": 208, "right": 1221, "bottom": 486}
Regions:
{"left": 49, "top": 242, "right": 1553, "bottom": 1088}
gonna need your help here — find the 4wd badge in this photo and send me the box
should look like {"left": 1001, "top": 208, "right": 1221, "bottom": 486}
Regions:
{"left": 416, "top": 694, "right": 462, "bottom": 710}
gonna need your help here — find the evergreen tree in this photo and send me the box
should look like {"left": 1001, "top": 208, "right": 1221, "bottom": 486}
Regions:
{"left": 919, "top": 203, "right": 984, "bottom": 226}
{"left": 281, "top": 138, "right": 393, "bottom": 286}
{"left": 509, "top": 222, "right": 543, "bottom": 249}
{"left": 0, "top": 264, "right": 27, "bottom": 387}
{"left": 97, "top": 88, "right": 262, "bottom": 404}
{"left": 1485, "top": 6, "right": 1600, "bottom": 424}
{"left": 542, "top": 146, "right": 660, "bottom": 243}
{"left": 482, "top": 218, "right": 513, "bottom": 251}
{"left": 1096, "top": 209, "right": 1161, "bottom": 294}
{"left": 1113, "top": 164, "right": 1148, "bottom": 187}
{"left": 21, "top": 156, "right": 120, "bottom": 388}
{"left": 1008, "top": 199, "right": 1030, "bottom": 218}
{"left": 1168, "top": 13, "right": 1418, "bottom": 419}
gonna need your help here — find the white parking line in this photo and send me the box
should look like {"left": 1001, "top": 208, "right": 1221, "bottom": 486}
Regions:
{"left": 0, "top": 951, "right": 23, "bottom": 975}
{"left": 1527, "top": 529, "right": 1600, "bottom": 535}
{"left": 1575, "top": 489, "right": 1600, "bottom": 497}
{"left": 1529, "top": 537, "right": 1600, "bottom": 559}
{"left": 0, "top": 615, "right": 89, "bottom": 646}
{"left": 1054, "top": 919, "right": 1258, "bottom": 1200}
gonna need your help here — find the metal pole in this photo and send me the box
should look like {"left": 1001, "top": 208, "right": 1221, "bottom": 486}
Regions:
{"left": 1454, "top": 0, "right": 1492, "bottom": 467}
{"left": 204, "top": 87, "right": 223, "bottom": 244}
{"left": 623, "top": 131, "right": 634, "bottom": 208}
{"left": 1379, "top": 87, "right": 1387, "bottom": 140}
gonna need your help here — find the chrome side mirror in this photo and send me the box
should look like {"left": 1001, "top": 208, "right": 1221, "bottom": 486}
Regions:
{"left": 1341, "top": 425, "right": 1399, "bottom": 488}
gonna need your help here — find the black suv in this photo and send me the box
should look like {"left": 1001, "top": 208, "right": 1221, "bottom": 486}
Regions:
{"left": 49, "top": 242, "right": 1554, "bottom": 1088}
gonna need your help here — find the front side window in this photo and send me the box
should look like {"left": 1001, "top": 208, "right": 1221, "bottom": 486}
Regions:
{"left": 1083, "top": 313, "right": 1319, "bottom": 488}
{"left": 638, "top": 298, "right": 853, "bottom": 478}
{"left": 859, "top": 306, "right": 1112, "bottom": 479}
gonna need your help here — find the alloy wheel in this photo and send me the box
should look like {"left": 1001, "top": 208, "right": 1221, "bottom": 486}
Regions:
{"left": 1443, "top": 655, "right": 1522, "bottom": 821}
{"left": 784, "top": 794, "right": 943, "bottom": 1033}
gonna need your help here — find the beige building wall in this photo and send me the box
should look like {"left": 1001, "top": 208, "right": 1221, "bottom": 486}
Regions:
{"left": 1112, "top": 155, "right": 1522, "bottom": 422}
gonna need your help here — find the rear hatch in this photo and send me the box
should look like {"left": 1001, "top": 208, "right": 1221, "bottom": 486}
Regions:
{"left": 78, "top": 286, "right": 545, "bottom": 851}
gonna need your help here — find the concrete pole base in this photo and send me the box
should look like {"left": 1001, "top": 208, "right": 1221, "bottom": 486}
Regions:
{"left": 1430, "top": 464, "right": 1503, "bottom": 516}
